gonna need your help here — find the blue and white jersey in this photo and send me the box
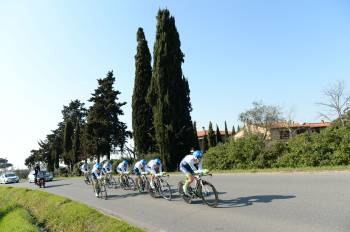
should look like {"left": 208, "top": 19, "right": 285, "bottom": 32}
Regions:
{"left": 102, "top": 162, "right": 112, "bottom": 173}
{"left": 147, "top": 159, "right": 162, "bottom": 174}
{"left": 80, "top": 163, "right": 89, "bottom": 173}
{"left": 134, "top": 160, "right": 146, "bottom": 171}
{"left": 116, "top": 162, "right": 129, "bottom": 173}
{"left": 91, "top": 165, "right": 102, "bottom": 178}
{"left": 180, "top": 155, "right": 202, "bottom": 172}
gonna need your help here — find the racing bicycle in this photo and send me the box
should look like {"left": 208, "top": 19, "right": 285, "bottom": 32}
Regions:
{"left": 149, "top": 173, "right": 172, "bottom": 201}
{"left": 178, "top": 173, "right": 218, "bottom": 207}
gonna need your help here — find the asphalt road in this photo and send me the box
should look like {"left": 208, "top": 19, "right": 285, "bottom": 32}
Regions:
{"left": 12, "top": 172, "right": 350, "bottom": 232}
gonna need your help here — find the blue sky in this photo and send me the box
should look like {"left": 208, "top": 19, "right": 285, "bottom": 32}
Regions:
{"left": 1, "top": 1, "right": 349, "bottom": 168}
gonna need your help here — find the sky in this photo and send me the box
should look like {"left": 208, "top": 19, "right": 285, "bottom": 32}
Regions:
{"left": 0, "top": 0, "right": 350, "bottom": 168}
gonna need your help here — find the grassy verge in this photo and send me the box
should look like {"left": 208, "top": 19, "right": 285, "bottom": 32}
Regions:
{"left": 0, "top": 199, "right": 40, "bottom": 232}
{"left": 0, "top": 186, "right": 144, "bottom": 232}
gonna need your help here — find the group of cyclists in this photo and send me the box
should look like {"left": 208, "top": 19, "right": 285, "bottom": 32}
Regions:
{"left": 80, "top": 149, "right": 208, "bottom": 197}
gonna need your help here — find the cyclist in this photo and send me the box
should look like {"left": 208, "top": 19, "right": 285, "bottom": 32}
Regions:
{"left": 91, "top": 163, "right": 103, "bottom": 197}
{"left": 133, "top": 159, "right": 148, "bottom": 191}
{"left": 180, "top": 150, "right": 206, "bottom": 196}
{"left": 102, "top": 160, "right": 113, "bottom": 175}
{"left": 147, "top": 158, "right": 162, "bottom": 189}
{"left": 34, "top": 163, "right": 40, "bottom": 185}
{"left": 116, "top": 160, "right": 129, "bottom": 185}
{"left": 80, "top": 161, "right": 90, "bottom": 182}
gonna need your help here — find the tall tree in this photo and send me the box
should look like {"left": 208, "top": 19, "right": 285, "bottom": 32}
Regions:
{"left": 216, "top": 124, "right": 223, "bottom": 144}
{"left": 86, "top": 71, "right": 130, "bottom": 162}
{"left": 231, "top": 125, "right": 236, "bottom": 136}
{"left": 201, "top": 134, "right": 209, "bottom": 153}
{"left": 208, "top": 122, "right": 216, "bottom": 147}
{"left": 317, "top": 80, "right": 350, "bottom": 127}
{"left": 224, "top": 121, "right": 229, "bottom": 141}
{"left": 63, "top": 120, "right": 74, "bottom": 170}
{"left": 61, "top": 100, "right": 87, "bottom": 164}
{"left": 192, "top": 121, "right": 200, "bottom": 150}
{"left": 239, "top": 101, "right": 282, "bottom": 140}
{"left": 72, "top": 122, "right": 82, "bottom": 162}
{"left": 147, "top": 9, "right": 194, "bottom": 170}
{"left": 132, "top": 27, "right": 155, "bottom": 157}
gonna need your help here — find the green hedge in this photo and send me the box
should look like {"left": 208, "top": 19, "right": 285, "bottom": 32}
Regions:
{"left": 0, "top": 187, "right": 143, "bottom": 232}
{"left": 204, "top": 122, "right": 350, "bottom": 170}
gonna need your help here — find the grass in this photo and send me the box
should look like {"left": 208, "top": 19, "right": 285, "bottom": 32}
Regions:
{"left": 0, "top": 186, "right": 144, "bottom": 232}
{"left": 0, "top": 200, "right": 40, "bottom": 232}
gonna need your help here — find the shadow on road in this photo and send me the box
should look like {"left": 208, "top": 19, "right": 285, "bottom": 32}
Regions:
{"left": 44, "top": 184, "right": 71, "bottom": 188}
{"left": 218, "top": 195, "right": 296, "bottom": 208}
{"left": 107, "top": 192, "right": 140, "bottom": 200}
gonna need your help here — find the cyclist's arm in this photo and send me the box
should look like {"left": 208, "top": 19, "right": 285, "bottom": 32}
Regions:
{"left": 197, "top": 160, "right": 203, "bottom": 171}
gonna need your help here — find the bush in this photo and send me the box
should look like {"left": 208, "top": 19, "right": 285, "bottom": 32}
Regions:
{"left": 14, "top": 169, "right": 30, "bottom": 180}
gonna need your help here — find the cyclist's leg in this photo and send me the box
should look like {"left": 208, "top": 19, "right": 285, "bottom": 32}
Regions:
{"left": 91, "top": 174, "right": 99, "bottom": 197}
{"left": 134, "top": 168, "right": 142, "bottom": 191}
{"left": 150, "top": 172, "right": 156, "bottom": 189}
{"left": 180, "top": 164, "right": 194, "bottom": 195}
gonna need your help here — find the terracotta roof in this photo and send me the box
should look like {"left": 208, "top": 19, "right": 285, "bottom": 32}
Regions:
{"left": 302, "top": 122, "right": 332, "bottom": 128}
{"left": 270, "top": 122, "right": 303, "bottom": 129}
{"left": 197, "top": 130, "right": 231, "bottom": 138}
{"left": 257, "top": 121, "right": 332, "bottom": 129}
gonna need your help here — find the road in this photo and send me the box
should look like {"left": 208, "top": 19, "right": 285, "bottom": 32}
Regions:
{"left": 13, "top": 172, "right": 350, "bottom": 232}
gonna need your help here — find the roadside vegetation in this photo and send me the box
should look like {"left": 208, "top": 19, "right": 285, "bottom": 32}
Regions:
{"left": 204, "top": 114, "right": 350, "bottom": 170}
{"left": 0, "top": 186, "right": 143, "bottom": 232}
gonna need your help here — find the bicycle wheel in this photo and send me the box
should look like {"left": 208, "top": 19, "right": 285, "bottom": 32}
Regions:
{"left": 126, "top": 176, "right": 136, "bottom": 191}
{"left": 142, "top": 176, "right": 150, "bottom": 192}
{"left": 159, "top": 178, "right": 171, "bottom": 200}
{"left": 109, "top": 176, "right": 117, "bottom": 189}
{"left": 200, "top": 180, "right": 218, "bottom": 207}
{"left": 99, "top": 183, "right": 108, "bottom": 200}
{"left": 149, "top": 180, "right": 158, "bottom": 198}
{"left": 178, "top": 181, "right": 191, "bottom": 204}
{"left": 84, "top": 177, "right": 90, "bottom": 185}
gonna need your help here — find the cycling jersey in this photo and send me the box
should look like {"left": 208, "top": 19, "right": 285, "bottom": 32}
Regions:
{"left": 134, "top": 161, "right": 147, "bottom": 175}
{"left": 147, "top": 159, "right": 162, "bottom": 174}
{"left": 80, "top": 163, "right": 89, "bottom": 173}
{"left": 91, "top": 165, "right": 102, "bottom": 179}
{"left": 102, "top": 163, "right": 112, "bottom": 174}
{"left": 180, "top": 154, "right": 202, "bottom": 174}
{"left": 116, "top": 162, "right": 129, "bottom": 174}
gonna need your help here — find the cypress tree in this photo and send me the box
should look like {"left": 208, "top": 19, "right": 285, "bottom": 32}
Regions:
{"left": 132, "top": 27, "right": 155, "bottom": 157}
{"left": 232, "top": 125, "right": 236, "bottom": 136}
{"left": 236, "top": 125, "right": 240, "bottom": 133}
{"left": 63, "top": 120, "right": 74, "bottom": 169}
{"left": 216, "top": 124, "right": 223, "bottom": 144}
{"left": 208, "top": 122, "right": 216, "bottom": 147}
{"left": 148, "top": 9, "right": 194, "bottom": 170}
{"left": 192, "top": 121, "right": 200, "bottom": 150}
{"left": 202, "top": 134, "right": 209, "bottom": 153}
{"left": 224, "top": 121, "right": 229, "bottom": 142}
{"left": 72, "top": 121, "right": 81, "bottom": 162}
{"left": 86, "top": 71, "right": 130, "bottom": 162}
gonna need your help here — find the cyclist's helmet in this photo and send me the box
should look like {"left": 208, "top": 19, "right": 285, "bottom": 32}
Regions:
{"left": 141, "top": 159, "right": 147, "bottom": 166}
{"left": 155, "top": 158, "right": 161, "bottom": 165}
{"left": 193, "top": 150, "right": 203, "bottom": 159}
{"left": 123, "top": 160, "right": 128, "bottom": 164}
{"left": 95, "top": 163, "right": 102, "bottom": 170}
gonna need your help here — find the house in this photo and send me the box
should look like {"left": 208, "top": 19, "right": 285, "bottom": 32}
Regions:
{"left": 234, "top": 121, "right": 332, "bottom": 140}
{"left": 197, "top": 130, "right": 231, "bottom": 146}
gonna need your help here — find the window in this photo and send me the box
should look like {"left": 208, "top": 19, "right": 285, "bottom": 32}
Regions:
{"left": 280, "top": 130, "right": 290, "bottom": 139}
